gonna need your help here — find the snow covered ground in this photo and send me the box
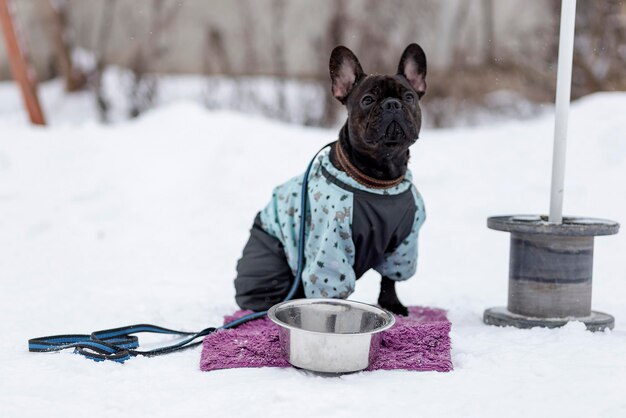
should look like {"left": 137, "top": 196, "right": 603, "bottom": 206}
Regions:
{"left": 1, "top": 80, "right": 625, "bottom": 417}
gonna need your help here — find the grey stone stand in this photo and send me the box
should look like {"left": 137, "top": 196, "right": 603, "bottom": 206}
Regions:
{"left": 483, "top": 215, "right": 620, "bottom": 332}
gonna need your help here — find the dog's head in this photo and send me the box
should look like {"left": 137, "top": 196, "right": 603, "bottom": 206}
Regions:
{"left": 330, "top": 44, "right": 427, "bottom": 159}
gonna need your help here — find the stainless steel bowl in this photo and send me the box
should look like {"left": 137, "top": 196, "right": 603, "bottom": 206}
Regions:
{"left": 267, "top": 298, "right": 395, "bottom": 373}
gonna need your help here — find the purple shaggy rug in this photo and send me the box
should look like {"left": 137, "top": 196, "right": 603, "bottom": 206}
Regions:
{"left": 200, "top": 306, "right": 452, "bottom": 373}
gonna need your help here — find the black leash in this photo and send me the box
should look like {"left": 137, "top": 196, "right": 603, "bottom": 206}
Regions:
{"left": 28, "top": 143, "right": 333, "bottom": 363}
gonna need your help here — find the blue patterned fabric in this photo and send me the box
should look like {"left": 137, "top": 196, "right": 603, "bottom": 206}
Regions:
{"left": 259, "top": 149, "right": 425, "bottom": 299}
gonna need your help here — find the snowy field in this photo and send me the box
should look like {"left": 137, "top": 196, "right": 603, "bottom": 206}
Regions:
{"left": 1, "top": 80, "right": 625, "bottom": 418}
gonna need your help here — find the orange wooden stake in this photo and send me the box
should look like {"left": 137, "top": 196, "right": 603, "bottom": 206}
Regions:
{"left": 0, "top": 0, "right": 46, "bottom": 125}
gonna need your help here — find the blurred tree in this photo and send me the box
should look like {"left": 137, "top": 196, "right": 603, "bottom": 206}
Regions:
{"left": 319, "top": 0, "right": 346, "bottom": 126}
{"left": 92, "top": 0, "right": 117, "bottom": 122}
{"left": 41, "top": 0, "right": 86, "bottom": 92}
{"left": 482, "top": 0, "right": 495, "bottom": 64}
{"left": 570, "top": 0, "right": 626, "bottom": 98}
{"left": 126, "top": 0, "right": 182, "bottom": 118}
{"left": 272, "top": 0, "right": 287, "bottom": 117}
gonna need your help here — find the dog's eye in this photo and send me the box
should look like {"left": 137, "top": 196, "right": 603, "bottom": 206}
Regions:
{"left": 404, "top": 92, "right": 415, "bottom": 103}
{"left": 360, "top": 95, "right": 375, "bottom": 107}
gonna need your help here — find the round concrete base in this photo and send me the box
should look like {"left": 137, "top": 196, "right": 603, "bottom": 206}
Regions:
{"left": 483, "top": 306, "right": 614, "bottom": 332}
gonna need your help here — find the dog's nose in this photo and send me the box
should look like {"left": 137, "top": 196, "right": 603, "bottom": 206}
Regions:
{"left": 382, "top": 98, "right": 402, "bottom": 112}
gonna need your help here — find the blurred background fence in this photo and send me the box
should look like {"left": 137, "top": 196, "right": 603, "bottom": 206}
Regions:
{"left": 1, "top": 0, "right": 625, "bottom": 127}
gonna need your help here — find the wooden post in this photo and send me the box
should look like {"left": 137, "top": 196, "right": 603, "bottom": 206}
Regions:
{"left": 0, "top": 0, "right": 46, "bottom": 125}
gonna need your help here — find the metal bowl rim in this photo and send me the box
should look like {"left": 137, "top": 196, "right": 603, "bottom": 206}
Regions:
{"left": 267, "top": 298, "right": 396, "bottom": 336}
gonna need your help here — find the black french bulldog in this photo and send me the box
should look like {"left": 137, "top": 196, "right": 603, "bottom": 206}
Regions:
{"left": 234, "top": 44, "right": 427, "bottom": 316}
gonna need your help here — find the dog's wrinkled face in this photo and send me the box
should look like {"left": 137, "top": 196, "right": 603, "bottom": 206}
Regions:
{"left": 346, "top": 75, "right": 421, "bottom": 150}
{"left": 330, "top": 44, "right": 427, "bottom": 160}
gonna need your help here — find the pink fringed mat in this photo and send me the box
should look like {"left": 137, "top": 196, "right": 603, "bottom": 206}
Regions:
{"left": 200, "top": 306, "right": 452, "bottom": 373}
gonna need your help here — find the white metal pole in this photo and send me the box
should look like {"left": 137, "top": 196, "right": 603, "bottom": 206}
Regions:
{"left": 549, "top": 0, "right": 577, "bottom": 223}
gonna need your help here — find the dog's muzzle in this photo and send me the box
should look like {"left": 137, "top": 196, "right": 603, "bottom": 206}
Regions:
{"left": 379, "top": 98, "right": 415, "bottom": 145}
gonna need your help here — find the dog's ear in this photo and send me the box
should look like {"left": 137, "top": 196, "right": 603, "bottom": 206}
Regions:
{"left": 397, "top": 43, "right": 427, "bottom": 98}
{"left": 329, "top": 46, "right": 365, "bottom": 104}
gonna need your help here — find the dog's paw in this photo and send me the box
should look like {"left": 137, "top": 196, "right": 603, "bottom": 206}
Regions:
{"left": 378, "top": 299, "right": 409, "bottom": 317}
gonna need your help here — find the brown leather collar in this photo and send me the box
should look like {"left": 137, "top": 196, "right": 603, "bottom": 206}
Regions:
{"left": 332, "top": 141, "right": 405, "bottom": 189}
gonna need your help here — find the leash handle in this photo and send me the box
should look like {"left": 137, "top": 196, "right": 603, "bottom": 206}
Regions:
{"left": 28, "top": 142, "right": 335, "bottom": 363}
